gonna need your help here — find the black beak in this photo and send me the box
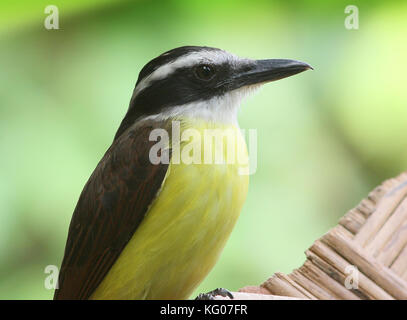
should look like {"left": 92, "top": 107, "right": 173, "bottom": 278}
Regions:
{"left": 231, "top": 59, "right": 312, "bottom": 89}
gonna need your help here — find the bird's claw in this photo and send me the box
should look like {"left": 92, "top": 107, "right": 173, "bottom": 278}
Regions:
{"left": 195, "top": 288, "right": 234, "bottom": 300}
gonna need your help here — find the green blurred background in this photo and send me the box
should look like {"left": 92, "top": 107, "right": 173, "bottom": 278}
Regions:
{"left": 0, "top": 0, "right": 406, "bottom": 299}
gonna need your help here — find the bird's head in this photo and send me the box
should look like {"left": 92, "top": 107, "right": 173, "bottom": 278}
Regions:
{"left": 115, "top": 46, "right": 312, "bottom": 139}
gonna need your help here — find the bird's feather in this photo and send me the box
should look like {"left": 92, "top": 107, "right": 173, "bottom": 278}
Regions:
{"left": 54, "top": 119, "right": 170, "bottom": 299}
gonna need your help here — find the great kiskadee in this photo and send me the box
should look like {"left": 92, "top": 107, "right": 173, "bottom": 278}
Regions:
{"left": 54, "top": 46, "right": 311, "bottom": 300}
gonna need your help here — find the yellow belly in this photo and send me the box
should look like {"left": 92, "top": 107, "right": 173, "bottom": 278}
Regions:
{"left": 90, "top": 119, "right": 249, "bottom": 299}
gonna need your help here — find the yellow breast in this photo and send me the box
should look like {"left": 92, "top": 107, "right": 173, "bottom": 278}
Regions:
{"left": 91, "top": 118, "right": 249, "bottom": 299}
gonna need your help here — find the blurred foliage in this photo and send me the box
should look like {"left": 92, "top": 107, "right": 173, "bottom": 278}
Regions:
{"left": 0, "top": 0, "right": 406, "bottom": 299}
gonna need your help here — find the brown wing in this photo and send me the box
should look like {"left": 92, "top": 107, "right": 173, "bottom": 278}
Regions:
{"left": 54, "top": 120, "right": 170, "bottom": 299}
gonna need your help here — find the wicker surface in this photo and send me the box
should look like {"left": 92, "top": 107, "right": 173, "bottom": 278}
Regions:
{"left": 239, "top": 171, "right": 407, "bottom": 300}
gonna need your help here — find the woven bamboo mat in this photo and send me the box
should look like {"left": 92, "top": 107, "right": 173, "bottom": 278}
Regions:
{"left": 239, "top": 171, "right": 407, "bottom": 300}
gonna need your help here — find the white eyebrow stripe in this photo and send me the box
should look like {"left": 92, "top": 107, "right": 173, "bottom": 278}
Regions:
{"left": 133, "top": 50, "right": 238, "bottom": 96}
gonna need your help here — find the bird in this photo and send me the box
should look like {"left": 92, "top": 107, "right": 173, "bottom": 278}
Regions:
{"left": 54, "top": 46, "right": 312, "bottom": 300}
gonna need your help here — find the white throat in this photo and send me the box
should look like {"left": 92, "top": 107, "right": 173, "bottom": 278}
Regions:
{"left": 142, "top": 84, "right": 261, "bottom": 125}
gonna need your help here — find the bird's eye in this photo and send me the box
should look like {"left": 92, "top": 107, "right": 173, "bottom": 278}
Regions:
{"left": 194, "top": 64, "right": 216, "bottom": 81}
